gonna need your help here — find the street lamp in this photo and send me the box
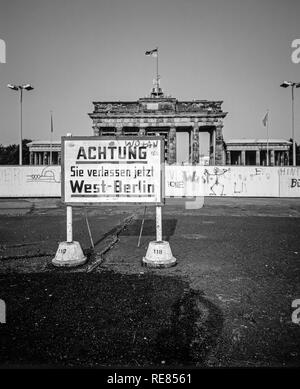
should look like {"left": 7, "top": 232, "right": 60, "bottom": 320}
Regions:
{"left": 280, "top": 81, "right": 300, "bottom": 166}
{"left": 7, "top": 83, "right": 34, "bottom": 165}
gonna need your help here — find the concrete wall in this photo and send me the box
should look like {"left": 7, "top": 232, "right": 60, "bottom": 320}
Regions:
{"left": 1, "top": 165, "right": 300, "bottom": 198}
{"left": 278, "top": 167, "right": 300, "bottom": 197}
{"left": 165, "top": 166, "right": 300, "bottom": 198}
{"left": 0, "top": 166, "right": 61, "bottom": 197}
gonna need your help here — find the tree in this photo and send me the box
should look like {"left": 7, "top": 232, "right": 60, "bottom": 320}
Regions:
{"left": 0, "top": 139, "right": 32, "bottom": 165}
{"left": 288, "top": 138, "right": 300, "bottom": 166}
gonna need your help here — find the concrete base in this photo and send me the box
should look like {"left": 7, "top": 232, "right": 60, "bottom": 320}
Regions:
{"left": 52, "top": 241, "right": 87, "bottom": 267}
{"left": 142, "top": 241, "right": 177, "bottom": 268}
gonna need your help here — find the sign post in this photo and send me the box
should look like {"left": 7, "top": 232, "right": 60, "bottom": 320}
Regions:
{"left": 142, "top": 202, "right": 176, "bottom": 268}
{"left": 66, "top": 204, "right": 72, "bottom": 243}
{"left": 156, "top": 205, "right": 162, "bottom": 242}
{"left": 52, "top": 133, "right": 86, "bottom": 267}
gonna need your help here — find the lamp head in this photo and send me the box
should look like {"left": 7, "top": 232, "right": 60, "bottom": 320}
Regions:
{"left": 280, "top": 81, "right": 292, "bottom": 88}
{"left": 7, "top": 84, "right": 18, "bottom": 91}
{"left": 22, "top": 84, "right": 34, "bottom": 91}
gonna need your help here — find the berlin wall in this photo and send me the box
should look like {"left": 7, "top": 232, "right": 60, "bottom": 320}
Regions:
{"left": 0, "top": 165, "right": 300, "bottom": 198}
{"left": 165, "top": 166, "right": 300, "bottom": 197}
{"left": 0, "top": 166, "right": 61, "bottom": 197}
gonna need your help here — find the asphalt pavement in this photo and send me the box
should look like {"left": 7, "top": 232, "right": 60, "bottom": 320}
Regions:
{"left": 0, "top": 197, "right": 300, "bottom": 367}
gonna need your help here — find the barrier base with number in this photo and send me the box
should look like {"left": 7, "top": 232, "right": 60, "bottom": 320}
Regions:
{"left": 52, "top": 241, "right": 87, "bottom": 267}
{"left": 142, "top": 241, "right": 177, "bottom": 268}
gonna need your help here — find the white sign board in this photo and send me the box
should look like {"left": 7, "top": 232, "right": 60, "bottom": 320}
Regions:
{"left": 62, "top": 136, "right": 163, "bottom": 204}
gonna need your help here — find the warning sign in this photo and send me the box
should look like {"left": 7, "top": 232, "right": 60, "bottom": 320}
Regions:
{"left": 62, "top": 136, "right": 163, "bottom": 204}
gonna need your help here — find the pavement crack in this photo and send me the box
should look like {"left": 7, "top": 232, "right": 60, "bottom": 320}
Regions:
{"left": 86, "top": 215, "right": 135, "bottom": 273}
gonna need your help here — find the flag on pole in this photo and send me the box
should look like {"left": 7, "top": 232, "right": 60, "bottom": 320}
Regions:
{"left": 262, "top": 111, "right": 268, "bottom": 127}
{"left": 145, "top": 48, "right": 158, "bottom": 57}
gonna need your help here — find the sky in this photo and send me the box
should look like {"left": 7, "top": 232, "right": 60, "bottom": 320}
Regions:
{"left": 0, "top": 0, "right": 300, "bottom": 153}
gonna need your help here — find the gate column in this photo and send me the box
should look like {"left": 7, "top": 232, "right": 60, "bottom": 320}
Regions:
{"left": 168, "top": 126, "right": 176, "bottom": 164}
{"left": 192, "top": 123, "right": 199, "bottom": 165}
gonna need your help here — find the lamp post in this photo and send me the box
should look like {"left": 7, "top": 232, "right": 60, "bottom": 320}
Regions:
{"left": 7, "top": 83, "right": 34, "bottom": 165}
{"left": 280, "top": 81, "right": 300, "bottom": 167}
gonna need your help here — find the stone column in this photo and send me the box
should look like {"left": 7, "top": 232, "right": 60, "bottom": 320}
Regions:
{"left": 223, "top": 149, "right": 226, "bottom": 166}
{"left": 29, "top": 152, "right": 33, "bottom": 165}
{"left": 275, "top": 151, "right": 280, "bottom": 166}
{"left": 168, "top": 126, "right": 177, "bottom": 164}
{"left": 96, "top": 124, "right": 103, "bottom": 136}
{"left": 209, "top": 130, "right": 213, "bottom": 165}
{"left": 58, "top": 152, "right": 61, "bottom": 165}
{"left": 116, "top": 125, "right": 123, "bottom": 136}
{"left": 215, "top": 125, "right": 224, "bottom": 165}
{"left": 139, "top": 128, "right": 146, "bottom": 136}
{"left": 241, "top": 150, "right": 246, "bottom": 166}
{"left": 189, "top": 130, "right": 192, "bottom": 163}
{"left": 93, "top": 121, "right": 100, "bottom": 136}
{"left": 256, "top": 150, "right": 260, "bottom": 166}
{"left": 270, "top": 150, "right": 275, "bottom": 166}
{"left": 34, "top": 152, "right": 37, "bottom": 165}
{"left": 285, "top": 151, "right": 289, "bottom": 166}
{"left": 226, "top": 151, "right": 231, "bottom": 165}
{"left": 92, "top": 126, "right": 97, "bottom": 136}
{"left": 192, "top": 124, "right": 199, "bottom": 165}
{"left": 43, "top": 152, "right": 46, "bottom": 165}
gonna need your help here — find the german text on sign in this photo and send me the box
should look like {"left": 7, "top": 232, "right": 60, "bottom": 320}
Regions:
{"left": 62, "top": 137, "right": 163, "bottom": 204}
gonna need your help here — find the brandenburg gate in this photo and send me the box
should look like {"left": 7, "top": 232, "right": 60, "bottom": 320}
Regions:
{"left": 88, "top": 85, "right": 227, "bottom": 165}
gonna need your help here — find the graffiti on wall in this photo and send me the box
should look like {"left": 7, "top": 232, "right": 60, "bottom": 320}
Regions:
{"left": 1, "top": 165, "right": 300, "bottom": 198}
{"left": 165, "top": 166, "right": 202, "bottom": 197}
{"left": 202, "top": 167, "right": 230, "bottom": 196}
{"left": 26, "top": 167, "right": 61, "bottom": 183}
{"left": 278, "top": 167, "right": 300, "bottom": 197}
{"left": 207, "top": 166, "right": 278, "bottom": 197}
{"left": 0, "top": 166, "right": 61, "bottom": 197}
{"left": 165, "top": 166, "right": 280, "bottom": 197}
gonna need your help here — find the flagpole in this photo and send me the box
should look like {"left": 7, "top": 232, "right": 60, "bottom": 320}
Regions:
{"left": 266, "top": 109, "right": 269, "bottom": 166}
{"left": 156, "top": 46, "right": 159, "bottom": 95}
{"left": 50, "top": 111, "right": 53, "bottom": 165}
